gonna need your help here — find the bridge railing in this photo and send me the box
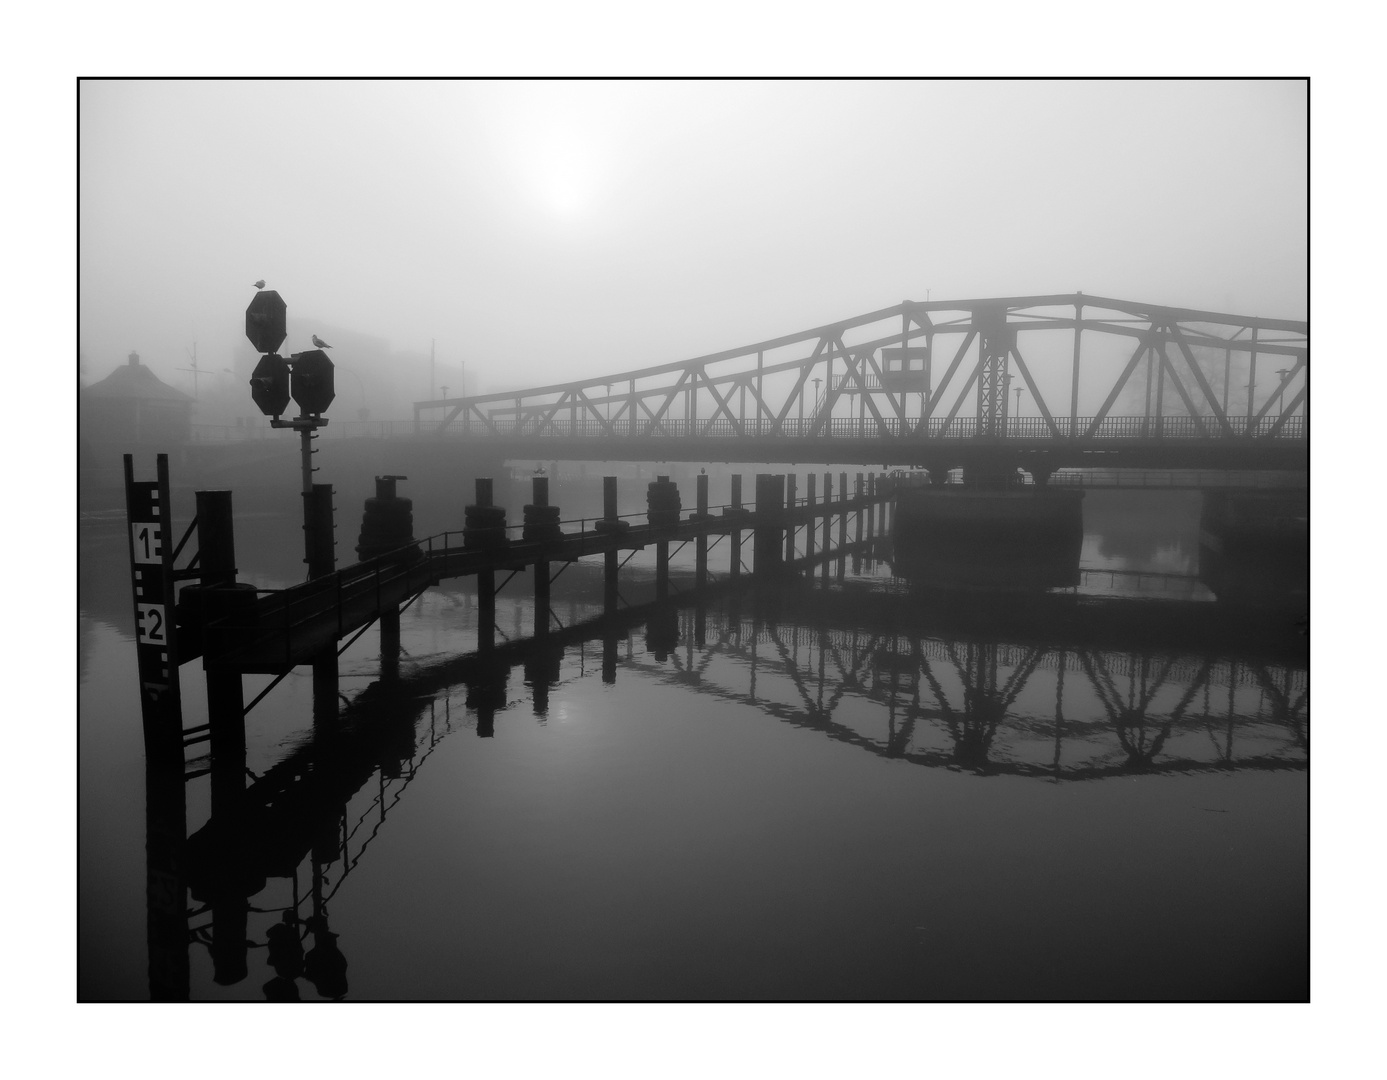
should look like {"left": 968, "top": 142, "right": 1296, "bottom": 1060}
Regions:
{"left": 188, "top": 413, "right": 1305, "bottom": 444}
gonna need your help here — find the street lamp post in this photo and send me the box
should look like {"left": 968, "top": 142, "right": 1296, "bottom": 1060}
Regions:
{"left": 1276, "top": 367, "right": 1290, "bottom": 416}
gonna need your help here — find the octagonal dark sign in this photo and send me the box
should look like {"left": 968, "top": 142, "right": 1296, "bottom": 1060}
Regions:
{"left": 245, "top": 290, "right": 288, "bottom": 354}
{"left": 248, "top": 353, "right": 291, "bottom": 417}
{"left": 291, "top": 349, "right": 335, "bottom": 415}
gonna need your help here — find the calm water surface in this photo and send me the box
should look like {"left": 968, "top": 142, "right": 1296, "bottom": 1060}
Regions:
{"left": 78, "top": 488, "right": 1308, "bottom": 1001}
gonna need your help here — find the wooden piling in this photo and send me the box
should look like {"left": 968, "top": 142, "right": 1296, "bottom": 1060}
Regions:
{"left": 784, "top": 473, "right": 797, "bottom": 564}
{"left": 695, "top": 472, "right": 709, "bottom": 591}
{"left": 655, "top": 474, "right": 671, "bottom": 601}
{"left": 866, "top": 474, "right": 875, "bottom": 539}
{"left": 304, "top": 483, "right": 336, "bottom": 580}
{"left": 730, "top": 474, "right": 743, "bottom": 579}
{"left": 805, "top": 473, "right": 817, "bottom": 565}
{"left": 603, "top": 476, "right": 619, "bottom": 614}
{"left": 821, "top": 473, "right": 833, "bottom": 582}
{"left": 855, "top": 472, "right": 865, "bottom": 546}
{"left": 533, "top": 474, "right": 550, "bottom": 634}
{"left": 197, "top": 489, "right": 246, "bottom": 821}
{"left": 839, "top": 471, "right": 849, "bottom": 551}
{"left": 753, "top": 474, "right": 785, "bottom": 575}
{"left": 476, "top": 477, "right": 495, "bottom": 650}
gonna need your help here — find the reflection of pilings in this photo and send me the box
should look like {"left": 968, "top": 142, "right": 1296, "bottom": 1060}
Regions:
{"left": 144, "top": 736, "right": 189, "bottom": 1001}
{"left": 467, "top": 663, "right": 509, "bottom": 738}
{"left": 645, "top": 601, "right": 680, "bottom": 661}
{"left": 602, "top": 630, "right": 619, "bottom": 684}
{"left": 523, "top": 638, "right": 563, "bottom": 717}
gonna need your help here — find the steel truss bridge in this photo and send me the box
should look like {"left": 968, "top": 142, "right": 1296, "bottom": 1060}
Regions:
{"left": 413, "top": 295, "right": 1307, "bottom": 473}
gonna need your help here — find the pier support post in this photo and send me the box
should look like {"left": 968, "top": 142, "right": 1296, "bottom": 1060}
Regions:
{"left": 304, "top": 483, "right": 336, "bottom": 580}
{"left": 821, "top": 472, "right": 833, "bottom": 583}
{"left": 476, "top": 478, "right": 495, "bottom": 651}
{"left": 730, "top": 474, "right": 743, "bottom": 580}
{"left": 695, "top": 471, "right": 709, "bottom": 591}
{"left": 839, "top": 471, "right": 849, "bottom": 547}
{"left": 194, "top": 491, "right": 248, "bottom": 822}
{"left": 654, "top": 475, "right": 673, "bottom": 601}
{"left": 785, "top": 473, "right": 797, "bottom": 564}
{"left": 656, "top": 536, "right": 670, "bottom": 601}
{"left": 866, "top": 474, "right": 875, "bottom": 540}
{"left": 805, "top": 473, "right": 817, "bottom": 567}
{"left": 753, "top": 474, "right": 785, "bottom": 576}
{"left": 603, "top": 476, "right": 619, "bottom": 615}
{"left": 855, "top": 473, "right": 865, "bottom": 546}
{"left": 532, "top": 474, "right": 550, "bottom": 635}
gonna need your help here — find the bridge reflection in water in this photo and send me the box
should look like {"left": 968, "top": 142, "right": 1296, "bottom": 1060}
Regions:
{"left": 147, "top": 548, "right": 1306, "bottom": 1000}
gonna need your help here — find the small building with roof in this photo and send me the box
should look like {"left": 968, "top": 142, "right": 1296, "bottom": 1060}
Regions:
{"left": 80, "top": 351, "right": 193, "bottom": 448}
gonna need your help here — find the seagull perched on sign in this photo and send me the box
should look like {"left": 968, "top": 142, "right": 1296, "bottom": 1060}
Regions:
{"left": 311, "top": 334, "right": 332, "bottom": 349}
{"left": 253, "top": 279, "right": 265, "bottom": 289}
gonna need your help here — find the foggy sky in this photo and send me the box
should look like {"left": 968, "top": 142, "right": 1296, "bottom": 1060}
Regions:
{"left": 78, "top": 79, "right": 1306, "bottom": 409}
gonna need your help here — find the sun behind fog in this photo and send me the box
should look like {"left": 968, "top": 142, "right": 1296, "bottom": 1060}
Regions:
{"left": 524, "top": 129, "right": 603, "bottom": 220}
{"left": 537, "top": 166, "right": 596, "bottom": 218}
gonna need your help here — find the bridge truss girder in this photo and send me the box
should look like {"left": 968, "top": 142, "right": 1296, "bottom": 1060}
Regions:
{"left": 413, "top": 295, "right": 1307, "bottom": 459}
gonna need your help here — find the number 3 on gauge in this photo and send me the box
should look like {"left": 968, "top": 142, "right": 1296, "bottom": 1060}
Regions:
{"left": 137, "top": 603, "right": 167, "bottom": 644}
